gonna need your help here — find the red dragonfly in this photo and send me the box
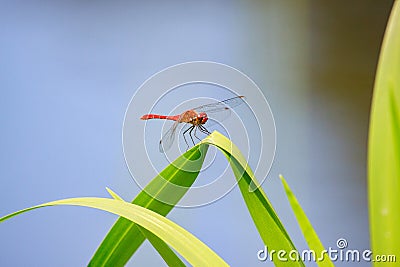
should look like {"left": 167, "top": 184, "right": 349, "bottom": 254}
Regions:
{"left": 141, "top": 96, "right": 245, "bottom": 152}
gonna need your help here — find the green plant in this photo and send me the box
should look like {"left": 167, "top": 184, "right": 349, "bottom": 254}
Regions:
{"left": 2, "top": 3, "right": 399, "bottom": 266}
{"left": 1, "top": 131, "right": 334, "bottom": 266}
{"left": 368, "top": 0, "right": 400, "bottom": 264}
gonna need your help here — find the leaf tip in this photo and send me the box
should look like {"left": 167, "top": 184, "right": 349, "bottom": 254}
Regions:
{"left": 105, "top": 187, "right": 124, "bottom": 201}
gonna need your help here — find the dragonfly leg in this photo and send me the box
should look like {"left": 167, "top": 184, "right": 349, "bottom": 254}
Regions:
{"left": 193, "top": 126, "right": 202, "bottom": 141}
{"left": 188, "top": 126, "right": 196, "bottom": 146}
{"left": 182, "top": 125, "right": 194, "bottom": 150}
{"left": 199, "top": 125, "right": 211, "bottom": 135}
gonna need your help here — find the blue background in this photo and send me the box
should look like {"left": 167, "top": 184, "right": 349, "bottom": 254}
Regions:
{"left": 0, "top": 1, "right": 393, "bottom": 266}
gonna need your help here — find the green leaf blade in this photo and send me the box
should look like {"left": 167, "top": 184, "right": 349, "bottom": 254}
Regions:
{"left": 1, "top": 198, "right": 228, "bottom": 267}
{"left": 279, "top": 175, "right": 334, "bottom": 267}
{"left": 368, "top": 1, "right": 400, "bottom": 264}
{"left": 3, "top": 131, "right": 308, "bottom": 266}
{"left": 202, "top": 131, "right": 304, "bottom": 266}
{"left": 141, "top": 227, "right": 186, "bottom": 267}
{"left": 89, "top": 144, "right": 209, "bottom": 267}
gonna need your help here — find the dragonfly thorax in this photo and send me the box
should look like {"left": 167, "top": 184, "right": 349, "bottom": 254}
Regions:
{"left": 180, "top": 110, "right": 208, "bottom": 125}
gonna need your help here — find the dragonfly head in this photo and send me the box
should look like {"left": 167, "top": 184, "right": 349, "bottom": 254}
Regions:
{"left": 198, "top": 112, "right": 208, "bottom": 124}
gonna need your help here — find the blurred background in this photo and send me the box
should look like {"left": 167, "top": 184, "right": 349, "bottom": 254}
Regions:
{"left": 0, "top": 1, "right": 394, "bottom": 266}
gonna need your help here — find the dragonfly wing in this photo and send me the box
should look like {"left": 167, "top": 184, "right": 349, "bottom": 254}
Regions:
{"left": 159, "top": 121, "right": 180, "bottom": 153}
{"left": 193, "top": 96, "right": 245, "bottom": 114}
{"left": 194, "top": 96, "right": 244, "bottom": 126}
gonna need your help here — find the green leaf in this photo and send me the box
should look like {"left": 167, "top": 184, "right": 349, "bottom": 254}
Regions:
{"left": 368, "top": 1, "right": 400, "bottom": 264}
{"left": 140, "top": 227, "right": 186, "bottom": 267}
{"left": 106, "top": 187, "right": 124, "bottom": 201}
{"left": 279, "top": 175, "right": 334, "bottom": 267}
{"left": 90, "top": 145, "right": 208, "bottom": 266}
{"left": 91, "top": 131, "right": 304, "bottom": 266}
{"left": 105, "top": 187, "right": 186, "bottom": 267}
{"left": 0, "top": 198, "right": 228, "bottom": 267}
{"left": 3, "top": 131, "right": 303, "bottom": 266}
{"left": 201, "top": 132, "right": 304, "bottom": 266}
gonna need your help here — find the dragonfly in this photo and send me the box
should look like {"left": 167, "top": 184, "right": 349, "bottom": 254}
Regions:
{"left": 141, "top": 95, "right": 245, "bottom": 152}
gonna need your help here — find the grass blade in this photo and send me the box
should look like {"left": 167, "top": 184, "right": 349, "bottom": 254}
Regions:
{"left": 89, "top": 145, "right": 208, "bottom": 266}
{"left": 201, "top": 131, "right": 304, "bottom": 266}
{"left": 3, "top": 131, "right": 305, "bottom": 266}
{"left": 279, "top": 175, "right": 334, "bottom": 266}
{"left": 106, "top": 187, "right": 186, "bottom": 266}
{"left": 141, "top": 227, "right": 186, "bottom": 267}
{"left": 0, "top": 198, "right": 228, "bottom": 267}
{"left": 368, "top": 1, "right": 400, "bottom": 263}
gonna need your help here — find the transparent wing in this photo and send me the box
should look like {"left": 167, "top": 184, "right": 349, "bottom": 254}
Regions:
{"left": 159, "top": 120, "right": 180, "bottom": 153}
{"left": 193, "top": 96, "right": 245, "bottom": 114}
{"left": 194, "top": 96, "right": 245, "bottom": 126}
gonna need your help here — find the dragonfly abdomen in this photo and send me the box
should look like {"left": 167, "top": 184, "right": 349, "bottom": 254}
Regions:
{"left": 140, "top": 114, "right": 180, "bottom": 121}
